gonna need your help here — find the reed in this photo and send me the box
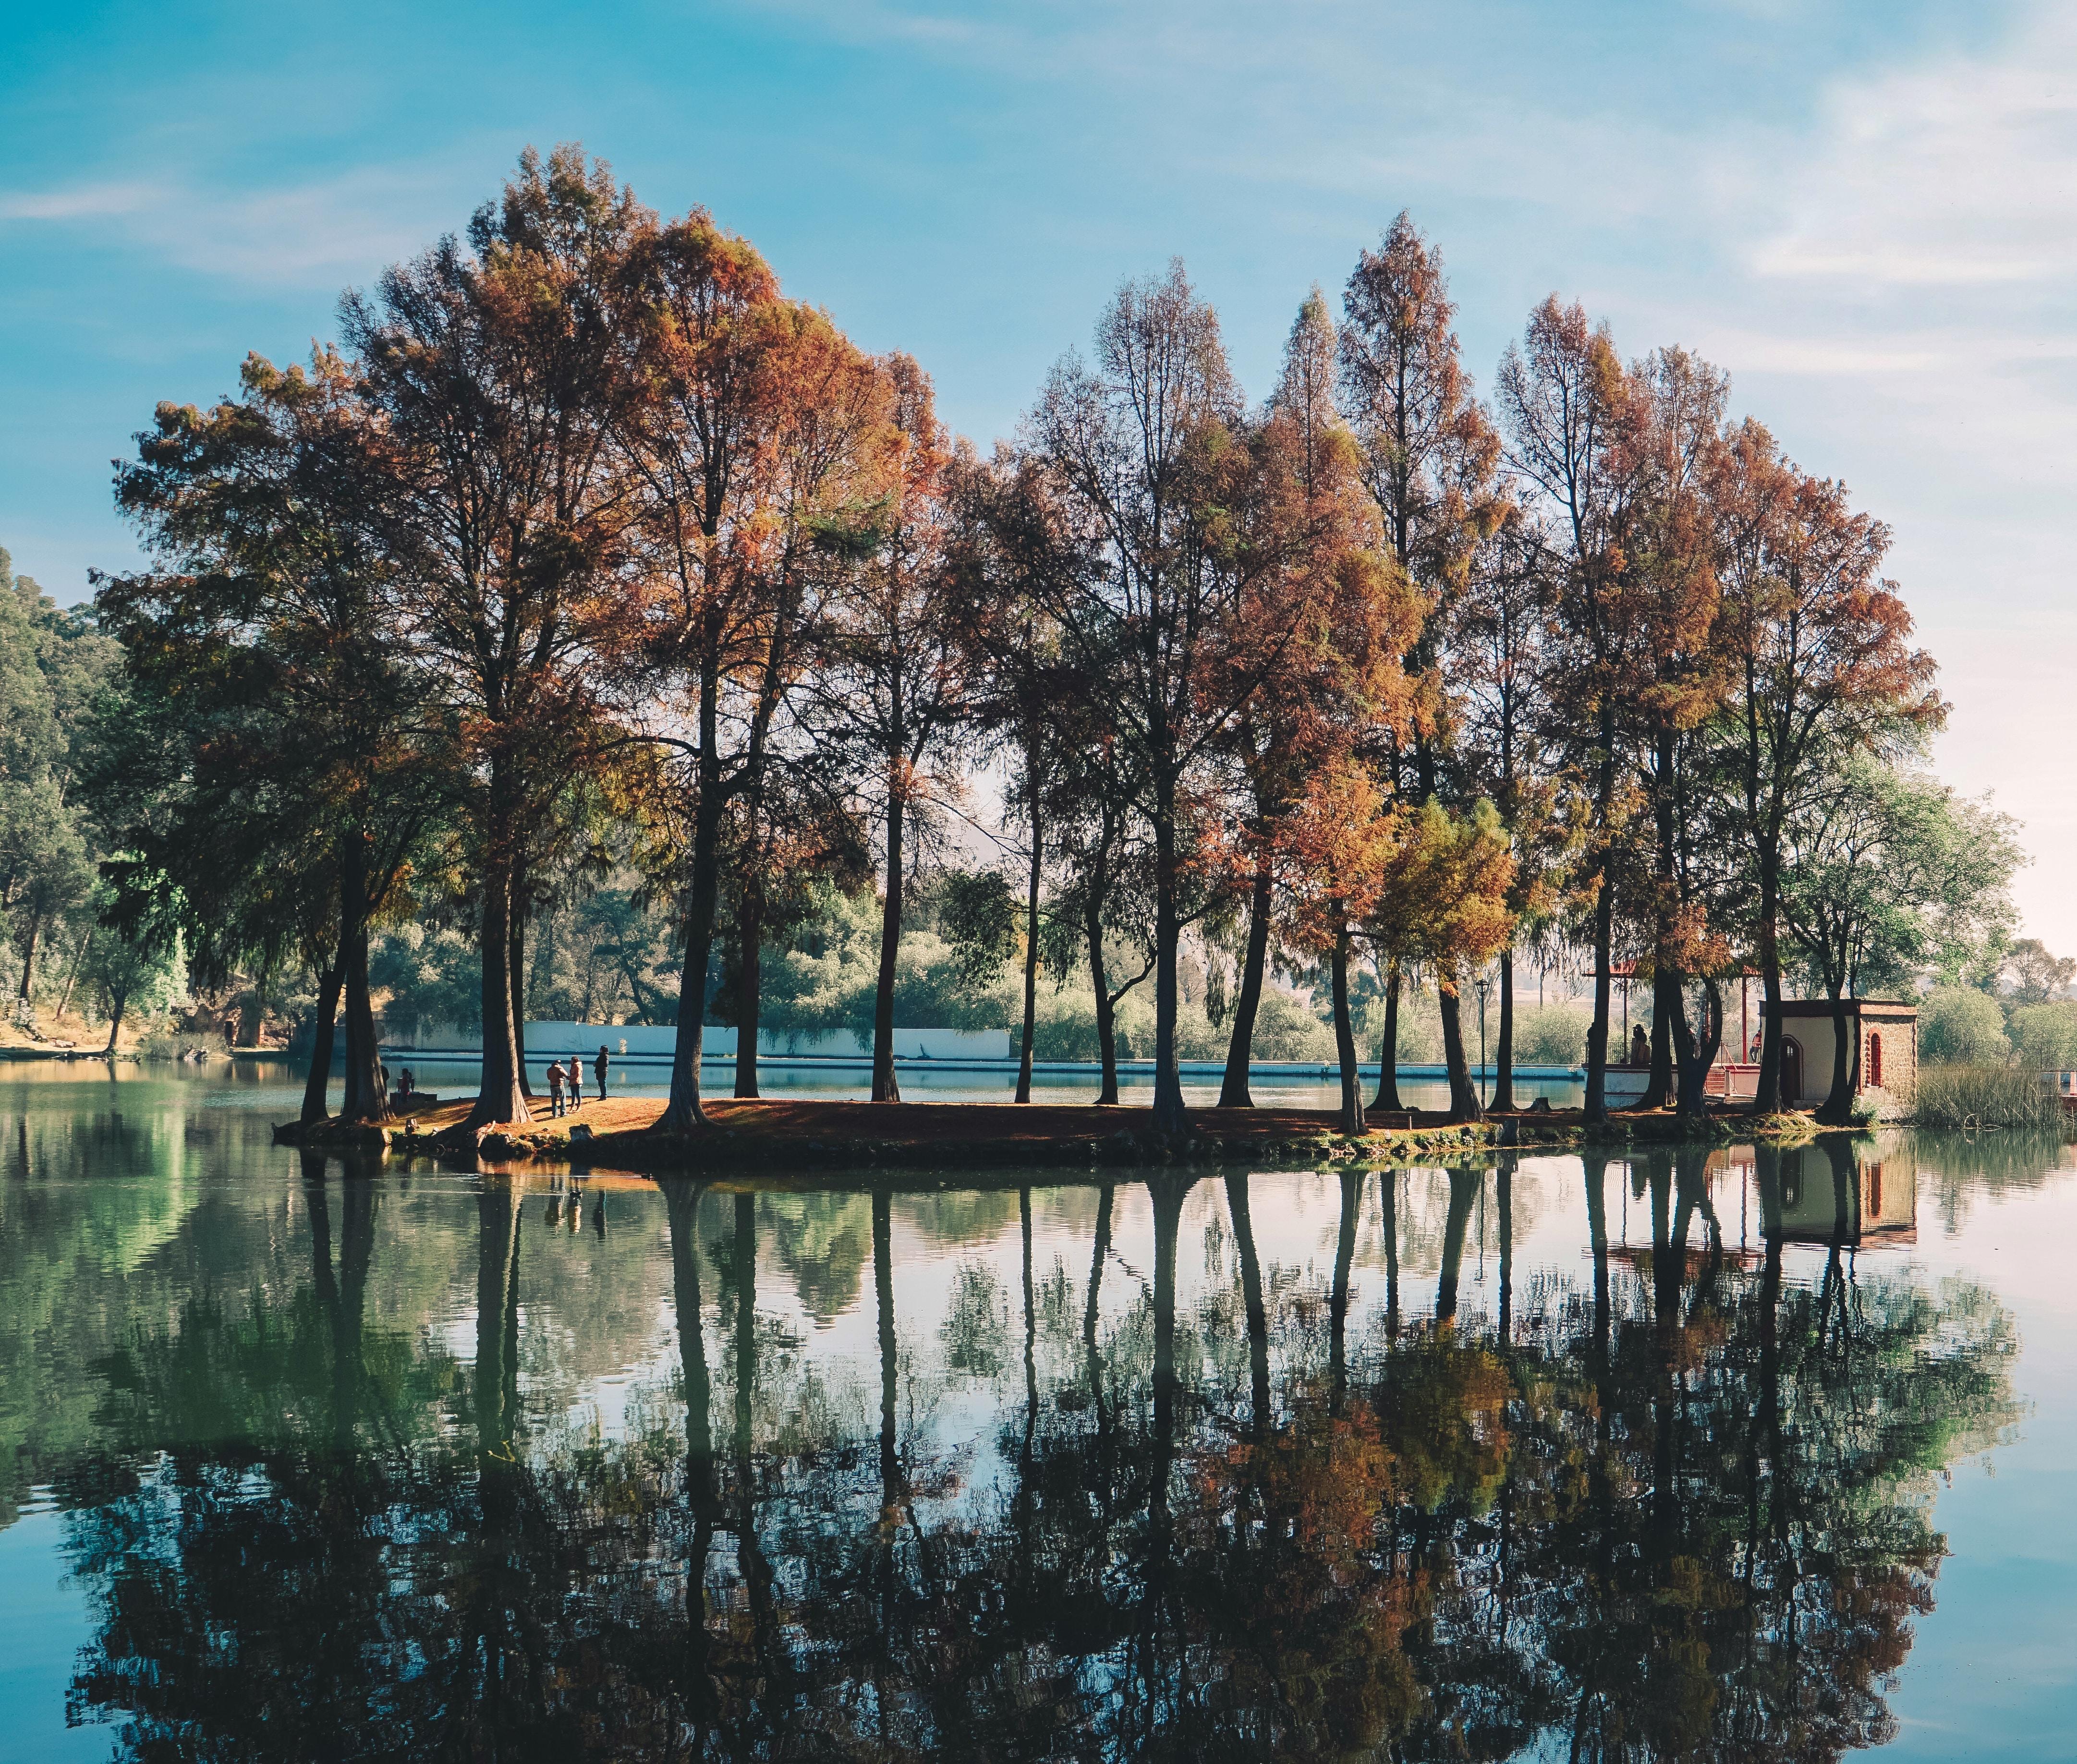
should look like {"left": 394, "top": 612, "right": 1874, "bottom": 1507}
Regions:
{"left": 1912, "top": 1063, "right": 2066, "bottom": 1132}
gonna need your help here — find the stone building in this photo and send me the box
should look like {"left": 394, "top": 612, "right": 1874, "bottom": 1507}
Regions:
{"left": 1760, "top": 999, "right": 1918, "bottom": 1107}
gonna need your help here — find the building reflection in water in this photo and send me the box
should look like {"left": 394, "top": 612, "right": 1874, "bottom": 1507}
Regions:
{"left": 48, "top": 1132, "right": 2012, "bottom": 1763}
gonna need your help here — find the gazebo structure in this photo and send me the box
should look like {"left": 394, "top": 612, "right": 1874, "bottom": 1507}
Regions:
{"left": 1759, "top": 999, "right": 1918, "bottom": 1108}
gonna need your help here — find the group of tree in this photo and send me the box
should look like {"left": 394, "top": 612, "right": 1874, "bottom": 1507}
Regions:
{"left": 1916, "top": 934, "right": 2077, "bottom": 1068}
{"left": 65, "top": 143, "right": 2018, "bottom": 1134}
{"left": 0, "top": 544, "right": 192, "bottom": 1050}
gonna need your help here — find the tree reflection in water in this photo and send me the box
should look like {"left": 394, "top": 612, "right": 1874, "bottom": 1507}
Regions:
{"left": 57, "top": 1143, "right": 2016, "bottom": 1761}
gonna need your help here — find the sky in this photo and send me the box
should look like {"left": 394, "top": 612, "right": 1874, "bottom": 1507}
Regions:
{"left": 3, "top": 0, "right": 2072, "bottom": 950}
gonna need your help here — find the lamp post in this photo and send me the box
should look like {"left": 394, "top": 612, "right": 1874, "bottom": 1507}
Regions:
{"left": 1474, "top": 972, "right": 1491, "bottom": 1111}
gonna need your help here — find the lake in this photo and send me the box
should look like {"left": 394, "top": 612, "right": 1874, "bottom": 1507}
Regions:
{"left": 2, "top": 1061, "right": 2073, "bottom": 1760}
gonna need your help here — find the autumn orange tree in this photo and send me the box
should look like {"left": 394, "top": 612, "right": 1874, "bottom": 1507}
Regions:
{"left": 946, "top": 448, "right": 1081, "bottom": 1104}
{"left": 1339, "top": 214, "right": 1507, "bottom": 1115}
{"left": 1278, "top": 762, "right": 1399, "bottom": 1133}
{"left": 1711, "top": 424, "right": 1941, "bottom": 1111}
{"left": 1215, "top": 290, "right": 1421, "bottom": 1110}
{"left": 618, "top": 207, "right": 889, "bottom": 1131}
{"left": 806, "top": 356, "right": 974, "bottom": 1103}
{"left": 1496, "top": 297, "right": 1642, "bottom": 1123}
{"left": 102, "top": 349, "right": 449, "bottom": 1126}
{"left": 1028, "top": 263, "right": 1306, "bottom": 1136}
{"left": 345, "top": 147, "right": 649, "bottom": 1129}
{"left": 1616, "top": 346, "right": 1736, "bottom": 1113}
{"left": 1360, "top": 799, "right": 1514, "bottom": 1120}
{"left": 1449, "top": 505, "right": 1566, "bottom": 1111}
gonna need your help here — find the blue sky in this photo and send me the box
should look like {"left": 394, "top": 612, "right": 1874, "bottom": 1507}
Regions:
{"left": 6, "top": 0, "right": 2074, "bottom": 945}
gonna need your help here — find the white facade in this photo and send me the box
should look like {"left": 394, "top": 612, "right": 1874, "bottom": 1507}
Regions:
{"left": 384, "top": 1022, "right": 1013, "bottom": 1063}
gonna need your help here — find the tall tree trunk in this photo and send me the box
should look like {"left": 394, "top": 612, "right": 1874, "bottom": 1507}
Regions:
{"left": 1218, "top": 860, "right": 1273, "bottom": 1109}
{"left": 510, "top": 872, "right": 532, "bottom": 1098}
{"left": 340, "top": 835, "right": 389, "bottom": 1124}
{"left": 301, "top": 936, "right": 344, "bottom": 1126}
{"left": 1087, "top": 881, "right": 1119, "bottom": 1106}
{"left": 101, "top": 985, "right": 128, "bottom": 1058}
{"left": 1584, "top": 701, "right": 1618, "bottom": 1124}
{"left": 734, "top": 885, "right": 763, "bottom": 1100}
{"left": 1438, "top": 962, "right": 1480, "bottom": 1121}
{"left": 1643, "top": 726, "right": 1679, "bottom": 1110}
{"left": 1150, "top": 778, "right": 1186, "bottom": 1137}
{"left": 468, "top": 751, "right": 528, "bottom": 1129}
{"left": 871, "top": 783, "right": 904, "bottom": 1103}
{"left": 1373, "top": 962, "right": 1403, "bottom": 1112}
{"left": 1585, "top": 872, "right": 1615, "bottom": 1124}
{"left": 1493, "top": 949, "right": 1516, "bottom": 1112}
{"left": 1016, "top": 778, "right": 1042, "bottom": 1104}
{"left": 1643, "top": 970, "right": 1676, "bottom": 1108}
{"left": 1676, "top": 979, "right": 1722, "bottom": 1119}
{"left": 1755, "top": 848, "right": 1784, "bottom": 1112}
{"left": 15, "top": 907, "right": 39, "bottom": 1001}
{"left": 57, "top": 926, "right": 91, "bottom": 1020}
{"left": 1820, "top": 989, "right": 1857, "bottom": 1124}
{"left": 661, "top": 657, "right": 726, "bottom": 1135}
{"left": 1332, "top": 921, "right": 1365, "bottom": 1135}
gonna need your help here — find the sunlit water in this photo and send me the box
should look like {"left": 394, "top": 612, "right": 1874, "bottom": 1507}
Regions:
{"left": 1, "top": 1061, "right": 2073, "bottom": 1760}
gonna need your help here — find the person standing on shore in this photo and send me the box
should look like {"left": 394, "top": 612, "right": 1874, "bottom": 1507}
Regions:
{"left": 547, "top": 1059, "right": 565, "bottom": 1118}
{"left": 594, "top": 1045, "right": 610, "bottom": 1101}
{"left": 562, "top": 1057, "right": 583, "bottom": 1110}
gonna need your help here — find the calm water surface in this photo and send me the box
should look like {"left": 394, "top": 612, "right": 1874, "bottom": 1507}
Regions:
{"left": 2, "top": 1062, "right": 2074, "bottom": 1761}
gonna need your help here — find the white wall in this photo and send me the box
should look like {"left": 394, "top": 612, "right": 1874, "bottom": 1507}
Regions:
{"left": 386, "top": 1022, "right": 1013, "bottom": 1061}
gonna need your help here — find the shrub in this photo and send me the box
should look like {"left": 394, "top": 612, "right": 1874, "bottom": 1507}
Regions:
{"left": 1016, "top": 980, "right": 1325, "bottom": 1064}
{"left": 2008, "top": 1000, "right": 2077, "bottom": 1071}
{"left": 1512, "top": 1001, "right": 1592, "bottom": 1067}
{"left": 1357, "top": 984, "right": 1443, "bottom": 1064}
{"left": 1919, "top": 986, "right": 2009, "bottom": 1065}
{"left": 1913, "top": 1063, "right": 2064, "bottom": 1131}
{"left": 1849, "top": 1085, "right": 1903, "bottom": 1125}
{"left": 1251, "top": 987, "right": 1335, "bottom": 1061}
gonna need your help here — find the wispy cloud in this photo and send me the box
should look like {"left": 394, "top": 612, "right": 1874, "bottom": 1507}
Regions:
{"left": 1750, "top": 12, "right": 2077, "bottom": 288}
{"left": 0, "top": 182, "right": 160, "bottom": 222}
{"left": 0, "top": 158, "right": 486, "bottom": 289}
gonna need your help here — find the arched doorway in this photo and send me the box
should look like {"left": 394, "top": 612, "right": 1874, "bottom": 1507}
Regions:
{"left": 1868, "top": 1031, "right": 1883, "bottom": 1087}
{"left": 1780, "top": 1036, "right": 1804, "bottom": 1104}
